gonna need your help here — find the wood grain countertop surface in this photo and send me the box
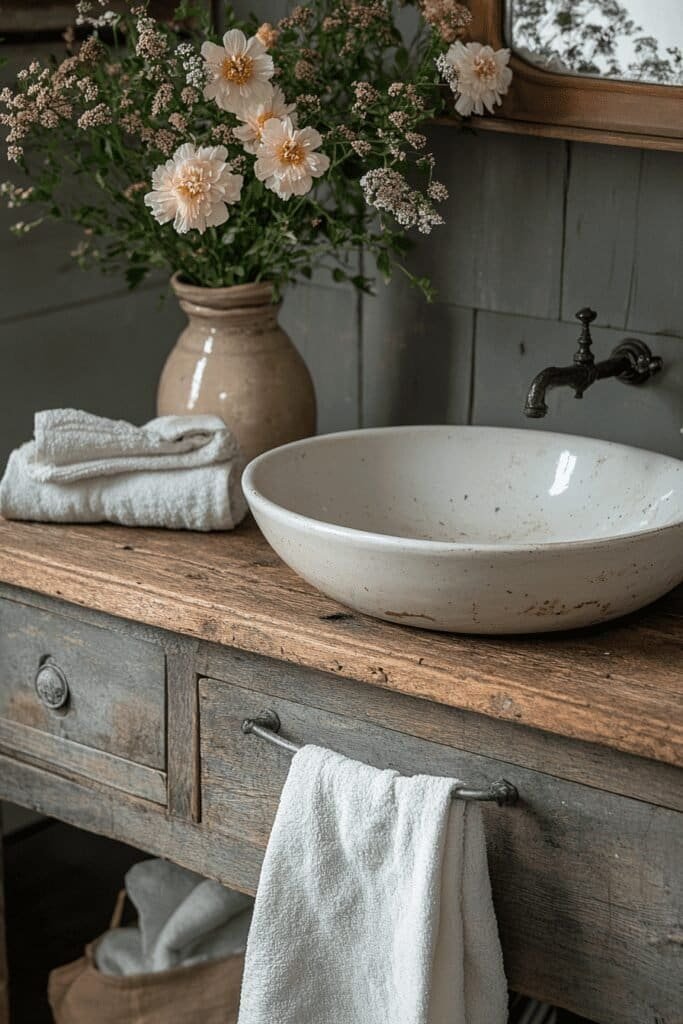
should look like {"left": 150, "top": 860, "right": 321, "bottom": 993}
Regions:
{"left": 0, "top": 517, "right": 680, "bottom": 768}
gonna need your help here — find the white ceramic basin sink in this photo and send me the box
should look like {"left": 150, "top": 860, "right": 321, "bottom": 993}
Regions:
{"left": 243, "top": 426, "right": 683, "bottom": 634}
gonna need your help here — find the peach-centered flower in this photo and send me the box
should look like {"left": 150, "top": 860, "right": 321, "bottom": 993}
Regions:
{"left": 254, "top": 116, "right": 330, "bottom": 200}
{"left": 201, "top": 29, "right": 274, "bottom": 115}
{"left": 255, "top": 22, "right": 279, "bottom": 49}
{"left": 444, "top": 41, "right": 512, "bottom": 116}
{"left": 234, "top": 86, "right": 296, "bottom": 155}
{"left": 144, "top": 143, "right": 243, "bottom": 234}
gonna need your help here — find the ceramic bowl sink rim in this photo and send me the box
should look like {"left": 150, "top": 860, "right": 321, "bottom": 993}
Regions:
{"left": 242, "top": 425, "right": 682, "bottom": 555}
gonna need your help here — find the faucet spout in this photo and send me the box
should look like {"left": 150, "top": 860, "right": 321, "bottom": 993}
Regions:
{"left": 524, "top": 364, "right": 593, "bottom": 418}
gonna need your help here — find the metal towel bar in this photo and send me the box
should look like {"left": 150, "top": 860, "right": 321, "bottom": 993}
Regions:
{"left": 241, "top": 710, "right": 519, "bottom": 806}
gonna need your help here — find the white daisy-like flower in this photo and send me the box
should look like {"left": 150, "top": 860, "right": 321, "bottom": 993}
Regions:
{"left": 234, "top": 86, "right": 297, "bottom": 155}
{"left": 144, "top": 143, "right": 243, "bottom": 234}
{"left": 201, "top": 29, "right": 274, "bottom": 115}
{"left": 443, "top": 41, "right": 512, "bottom": 117}
{"left": 254, "top": 117, "right": 330, "bottom": 200}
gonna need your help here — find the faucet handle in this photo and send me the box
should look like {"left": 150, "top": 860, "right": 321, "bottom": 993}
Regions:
{"left": 576, "top": 307, "right": 597, "bottom": 327}
{"left": 574, "top": 307, "right": 597, "bottom": 366}
{"left": 611, "top": 338, "right": 664, "bottom": 385}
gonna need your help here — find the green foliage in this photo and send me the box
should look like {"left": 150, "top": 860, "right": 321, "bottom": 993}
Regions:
{"left": 0, "top": 0, "right": 456, "bottom": 297}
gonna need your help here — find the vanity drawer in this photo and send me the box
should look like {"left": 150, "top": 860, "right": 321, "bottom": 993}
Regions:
{"left": 198, "top": 675, "right": 682, "bottom": 1024}
{"left": 0, "top": 597, "right": 166, "bottom": 802}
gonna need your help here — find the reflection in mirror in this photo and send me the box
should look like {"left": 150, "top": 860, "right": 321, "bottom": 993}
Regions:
{"left": 507, "top": 0, "right": 683, "bottom": 85}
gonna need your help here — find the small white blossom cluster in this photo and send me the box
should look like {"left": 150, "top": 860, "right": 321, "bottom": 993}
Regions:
{"left": 76, "top": 77, "right": 98, "bottom": 102}
{"left": 177, "top": 42, "right": 208, "bottom": 90}
{"left": 435, "top": 52, "right": 457, "bottom": 90}
{"left": 77, "top": 102, "right": 111, "bottom": 129}
{"left": 10, "top": 217, "right": 43, "bottom": 236}
{"left": 360, "top": 168, "right": 445, "bottom": 234}
{"left": 428, "top": 181, "right": 449, "bottom": 202}
{"left": 152, "top": 83, "right": 174, "bottom": 116}
{"left": 135, "top": 14, "right": 167, "bottom": 58}
{"left": 75, "top": 0, "right": 118, "bottom": 28}
{"left": 352, "top": 81, "right": 379, "bottom": 116}
{"left": 420, "top": 0, "right": 471, "bottom": 44}
{"left": 0, "top": 181, "right": 33, "bottom": 207}
{"left": 0, "top": 40, "right": 106, "bottom": 160}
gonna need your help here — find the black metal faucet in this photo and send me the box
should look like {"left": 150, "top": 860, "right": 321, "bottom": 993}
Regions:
{"left": 523, "top": 307, "right": 663, "bottom": 418}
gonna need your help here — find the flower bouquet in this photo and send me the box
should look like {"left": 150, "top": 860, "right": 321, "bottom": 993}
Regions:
{"left": 1, "top": 0, "right": 511, "bottom": 458}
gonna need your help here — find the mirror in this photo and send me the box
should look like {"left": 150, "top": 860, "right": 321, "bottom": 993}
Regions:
{"left": 465, "top": 0, "right": 683, "bottom": 149}
{"left": 507, "top": 0, "right": 683, "bottom": 86}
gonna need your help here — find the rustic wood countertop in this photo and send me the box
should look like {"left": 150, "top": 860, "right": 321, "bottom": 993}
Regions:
{"left": 0, "top": 517, "right": 680, "bottom": 768}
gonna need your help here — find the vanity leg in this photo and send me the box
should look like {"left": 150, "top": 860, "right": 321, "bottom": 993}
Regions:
{"left": 0, "top": 808, "right": 8, "bottom": 1024}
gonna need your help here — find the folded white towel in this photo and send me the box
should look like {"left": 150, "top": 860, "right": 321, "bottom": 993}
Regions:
{"left": 96, "top": 859, "right": 253, "bottom": 977}
{"left": 238, "top": 745, "right": 507, "bottom": 1024}
{"left": 29, "top": 409, "right": 236, "bottom": 482}
{"left": 0, "top": 410, "right": 247, "bottom": 531}
{"left": 0, "top": 445, "right": 246, "bottom": 531}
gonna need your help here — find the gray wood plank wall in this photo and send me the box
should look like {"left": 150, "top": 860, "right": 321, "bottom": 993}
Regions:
{"left": 1, "top": 47, "right": 681, "bottom": 468}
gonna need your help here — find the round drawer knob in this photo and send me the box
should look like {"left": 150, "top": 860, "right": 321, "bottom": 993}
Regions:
{"left": 34, "top": 662, "right": 70, "bottom": 711}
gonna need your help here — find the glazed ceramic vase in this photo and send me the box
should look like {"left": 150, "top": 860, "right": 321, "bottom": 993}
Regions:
{"left": 157, "top": 274, "right": 316, "bottom": 463}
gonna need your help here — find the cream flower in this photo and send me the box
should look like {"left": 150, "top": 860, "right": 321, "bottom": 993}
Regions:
{"left": 201, "top": 29, "right": 274, "bottom": 115}
{"left": 144, "top": 143, "right": 243, "bottom": 234}
{"left": 234, "top": 86, "right": 296, "bottom": 155}
{"left": 254, "top": 117, "right": 330, "bottom": 200}
{"left": 443, "top": 41, "right": 512, "bottom": 116}
{"left": 255, "top": 22, "right": 279, "bottom": 49}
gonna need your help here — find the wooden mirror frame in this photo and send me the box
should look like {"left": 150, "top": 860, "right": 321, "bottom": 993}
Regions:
{"left": 466, "top": 0, "right": 683, "bottom": 151}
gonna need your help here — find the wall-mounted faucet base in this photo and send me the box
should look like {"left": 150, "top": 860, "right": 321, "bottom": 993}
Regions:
{"left": 523, "top": 308, "right": 665, "bottom": 418}
{"left": 611, "top": 339, "right": 664, "bottom": 386}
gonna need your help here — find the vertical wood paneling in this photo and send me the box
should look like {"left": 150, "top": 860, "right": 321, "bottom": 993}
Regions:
{"left": 627, "top": 148, "right": 683, "bottom": 336}
{"left": 561, "top": 143, "right": 641, "bottom": 328}
{"left": 362, "top": 278, "right": 473, "bottom": 427}
{"left": 361, "top": 134, "right": 680, "bottom": 455}
{"left": 470, "top": 311, "right": 683, "bottom": 457}
{"left": 408, "top": 129, "right": 566, "bottom": 318}
{"left": 0, "top": 285, "right": 182, "bottom": 471}
{"left": 281, "top": 282, "right": 361, "bottom": 434}
{"left": 0, "top": 218, "right": 128, "bottom": 323}
{"left": 230, "top": 0, "right": 288, "bottom": 20}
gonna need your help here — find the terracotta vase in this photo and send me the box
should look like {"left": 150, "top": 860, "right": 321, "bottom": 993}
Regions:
{"left": 157, "top": 274, "right": 316, "bottom": 464}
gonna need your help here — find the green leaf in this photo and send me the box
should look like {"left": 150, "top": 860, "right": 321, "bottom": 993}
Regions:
{"left": 395, "top": 46, "right": 410, "bottom": 72}
{"left": 125, "top": 265, "right": 147, "bottom": 289}
{"left": 0, "top": 0, "right": 443, "bottom": 300}
{"left": 376, "top": 249, "right": 392, "bottom": 281}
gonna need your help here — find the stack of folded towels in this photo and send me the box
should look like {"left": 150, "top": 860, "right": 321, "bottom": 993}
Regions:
{"left": 96, "top": 859, "right": 253, "bottom": 976}
{"left": 0, "top": 408, "right": 247, "bottom": 531}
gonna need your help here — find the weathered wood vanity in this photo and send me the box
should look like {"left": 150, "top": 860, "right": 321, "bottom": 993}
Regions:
{"left": 0, "top": 518, "right": 680, "bottom": 1024}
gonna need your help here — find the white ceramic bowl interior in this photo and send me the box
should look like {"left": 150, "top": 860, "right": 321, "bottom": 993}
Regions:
{"left": 243, "top": 426, "right": 683, "bottom": 634}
